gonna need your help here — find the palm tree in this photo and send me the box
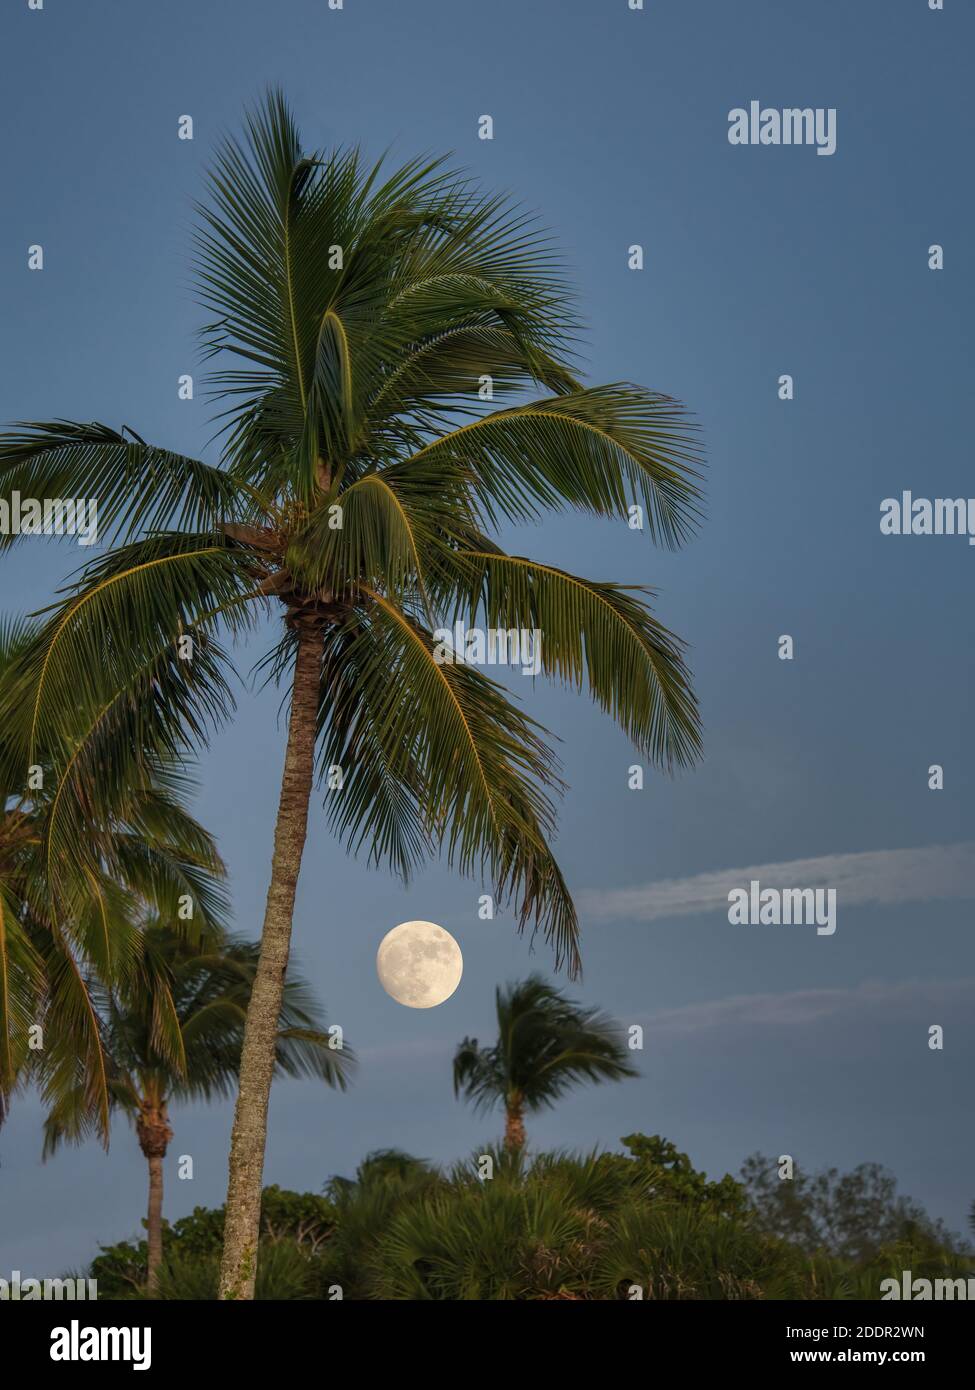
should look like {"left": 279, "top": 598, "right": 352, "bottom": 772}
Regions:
{"left": 453, "top": 975, "right": 638, "bottom": 1151}
{"left": 43, "top": 923, "right": 351, "bottom": 1293}
{"left": 0, "top": 90, "right": 703, "bottom": 1296}
{"left": 0, "top": 617, "right": 230, "bottom": 1136}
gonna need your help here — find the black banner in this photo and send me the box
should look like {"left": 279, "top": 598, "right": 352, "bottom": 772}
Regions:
{"left": 5, "top": 1300, "right": 969, "bottom": 1374}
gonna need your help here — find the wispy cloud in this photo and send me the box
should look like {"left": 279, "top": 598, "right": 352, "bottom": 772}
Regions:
{"left": 579, "top": 842, "right": 975, "bottom": 923}
{"left": 635, "top": 977, "right": 975, "bottom": 1038}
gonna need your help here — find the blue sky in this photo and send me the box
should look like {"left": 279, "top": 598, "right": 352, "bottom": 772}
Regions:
{"left": 1, "top": 0, "right": 973, "bottom": 1273}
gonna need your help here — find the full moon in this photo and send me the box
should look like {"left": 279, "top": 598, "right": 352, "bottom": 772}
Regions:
{"left": 376, "top": 920, "right": 463, "bottom": 1008}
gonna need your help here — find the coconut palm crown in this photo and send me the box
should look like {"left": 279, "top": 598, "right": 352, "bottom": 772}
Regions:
{"left": 453, "top": 975, "right": 638, "bottom": 1150}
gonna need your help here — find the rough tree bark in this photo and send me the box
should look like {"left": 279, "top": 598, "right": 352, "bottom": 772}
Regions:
{"left": 504, "top": 1093, "right": 526, "bottom": 1152}
{"left": 136, "top": 1099, "right": 173, "bottom": 1295}
{"left": 218, "top": 618, "right": 324, "bottom": 1299}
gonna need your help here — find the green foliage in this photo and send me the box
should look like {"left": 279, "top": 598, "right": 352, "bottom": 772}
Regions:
{"left": 618, "top": 1134, "right": 746, "bottom": 1216}
{"left": 589, "top": 1203, "right": 791, "bottom": 1302}
{"left": 323, "top": 1144, "right": 802, "bottom": 1301}
{"left": 90, "top": 1185, "right": 335, "bottom": 1297}
{"left": 326, "top": 1147, "right": 433, "bottom": 1196}
{"left": 124, "top": 1241, "right": 321, "bottom": 1301}
{"left": 86, "top": 1143, "right": 968, "bottom": 1301}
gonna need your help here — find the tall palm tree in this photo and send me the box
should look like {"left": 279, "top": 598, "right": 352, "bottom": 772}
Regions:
{"left": 43, "top": 923, "right": 351, "bottom": 1293}
{"left": 453, "top": 975, "right": 638, "bottom": 1151}
{"left": 0, "top": 90, "right": 703, "bottom": 1296}
{"left": 0, "top": 616, "right": 229, "bottom": 1136}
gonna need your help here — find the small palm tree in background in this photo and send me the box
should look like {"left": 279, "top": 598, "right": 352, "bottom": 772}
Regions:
{"left": 0, "top": 89, "right": 703, "bottom": 1295}
{"left": 0, "top": 617, "right": 229, "bottom": 1135}
{"left": 42, "top": 924, "right": 352, "bottom": 1293}
{"left": 453, "top": 975, "right": 638, "bottom": 1151}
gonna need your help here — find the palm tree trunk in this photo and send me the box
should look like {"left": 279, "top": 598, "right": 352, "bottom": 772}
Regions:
{"left": 136, "top": 1098, "right": 172, "bottom": 1296}
{"left": 218, "top": 619, "right": 324, "bottom": 1299}
{"left": 504, "top": 1094, "right": 526, "bottom": 1152}
{"left": 146, "top": 1152, "right": 165, "bottom": 1293}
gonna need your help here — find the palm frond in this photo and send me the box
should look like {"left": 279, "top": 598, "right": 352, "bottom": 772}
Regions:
{"left": 0, "top": 421, "right": 257, "bottom": 549}
{"left": 455, "top": 550, "right": 702, "bottom": 767}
